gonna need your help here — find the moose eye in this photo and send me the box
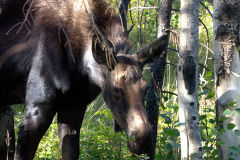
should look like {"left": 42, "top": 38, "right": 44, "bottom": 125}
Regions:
{"left": 113, "top": 87, "right": 120, "bottom": 95}
{"left": 122, "top": 75, "right": 127, "bottom": 80}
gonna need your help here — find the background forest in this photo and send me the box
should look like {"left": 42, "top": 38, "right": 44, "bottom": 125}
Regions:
{"left": 12, "top": 0, "right": 228, "bottom": 159}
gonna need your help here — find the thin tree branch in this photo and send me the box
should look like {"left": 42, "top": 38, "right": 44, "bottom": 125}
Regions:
{"left": 199, "top": 42, "right": 213, "bottom": 54}
{"left": 127, "top": 23, "right": 135, "bottom": 35}
{"left": 199, "top": 18, "right": 210, "bottom": 82}
{"left": 199, "top": 0, "right": 213, "bottom": 18}
{"left": 161, "top": 90, "right": 178, "bottom": 96}
{"left": 166, "top": 62, "right": 177, "bottom": 67}
{"left": 128, "top": 6, "right": 159, "bottom": 10}
{"left": 129, "top": 2, "right": 135, "bottom": 29}
{"left": 199, "top": 84, "right": 213, "bottom": 92}
{"left": 167, "top": 47, "right": 179, "bottom": 52}
{"left": 198, "top": 63, "right": 210, "bottom": 71}
{"left": 139, "top": 0, "right": 147, "bottom": 47}
{"left": 199, "top": 18, "right": 209, "bottom": 43}
{"left": 172, "top": 9, "right": 180, "bottom": 12}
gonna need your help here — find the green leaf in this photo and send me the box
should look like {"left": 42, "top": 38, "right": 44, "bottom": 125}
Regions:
{"left": 211, "top": 128, "right": 218, "bottom": 135}
{"left": 219, "top": 116, "right": 228, "bottom": 122}
{"left": 166, "top": 143, "right": 172, "bottom": 150}
{"left": 238, "top": 46, "right": 240, "bottom": 51}
{"left": 228, "top": 146, "right": 239, "bottom": 153}
{"left": 234, "top": 130, "right": 240, "bottom": 136}
{"left": 202, "top": 134, "right": 212, "bottom": 142}
{"left": 164, "top": 128, "right": 180, "bottom": 137}
{"left": 212, "top": 149, "right": 219, "bottom": 156}
{"left": 206, "top": 92, "right": 214, "bottom": 99}
{"left": 223, "top": 109, "right": 231, "bottom": 116}
{"left": 199, "top": 115, "right": 207, "bottom": 121}
{"left": 231, "top": 111, "right": 237, "bottom": 118}
{"left": 160, "top": 114, "right": 172, "bottom": 124}
{"left": 169, "top": 140, "right": 180, "bottom": 148}
{"left": 205, "top": 71, "right": 212, "bottom": 77}
{"left": 176, "top": 122, "right": 186, "bottom": 126}
{"left": 228, "top": 101, "right": 236, "bottom": 107}
{"left": 163, "top": 96, "right": 168, "bottom": 102}
{"left": 128, "top": 135, "right": 135, "bottom": 142}
{"left": 227, "top": 123, "right": 236, "bottom": 130}
{"left": 154, "top": 91, "right": 160, "bottom": 99}
{"left": 235, "top": 108, "right": 240, "bottom": 113}
{"left": 209, "top": 119, "right": 215, "bottom": 124}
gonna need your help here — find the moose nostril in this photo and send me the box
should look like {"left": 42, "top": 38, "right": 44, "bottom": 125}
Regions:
{"left": 113, "top": 87, "right": 120, "bottom": 95}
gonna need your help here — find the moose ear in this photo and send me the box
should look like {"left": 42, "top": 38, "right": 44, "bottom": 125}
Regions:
{"left": 92, "top": 34, "right": 117, "bottom": 69}
{"left": 133, "top": 34, "right": 168, "bottom": 66}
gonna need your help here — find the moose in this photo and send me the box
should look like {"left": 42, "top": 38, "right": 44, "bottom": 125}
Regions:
{"left": 0, "top": 0, "right": 168, "bottom": 159}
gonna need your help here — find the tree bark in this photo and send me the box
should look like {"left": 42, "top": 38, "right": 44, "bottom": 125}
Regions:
{"left": 0, "top": 106, "right": 15, "bottom": 160}
{"left": 213, "top": 0, "right": 240, "bottom": 159}
{"left": 177, "top": 0, "right": 202, "bottom": 159}
{"left": 146, "top": 0, "right": 172, "bottom": 157}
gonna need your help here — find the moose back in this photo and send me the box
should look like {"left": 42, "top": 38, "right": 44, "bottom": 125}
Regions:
{"left": 0, "top": 0, "right": 168, "bottom": 159}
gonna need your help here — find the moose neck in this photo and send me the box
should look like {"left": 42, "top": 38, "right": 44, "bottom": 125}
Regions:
{"left": 82, "top": 45, "right": 105, "bottom": 89}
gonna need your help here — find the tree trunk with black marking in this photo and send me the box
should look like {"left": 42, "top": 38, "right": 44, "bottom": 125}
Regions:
{"left": 146, "top": 0, "right": 172, "bottom": 158}
{"left": 177, "top": 0, "right": 202, "bottom": 159}
{"left": 213, "top": 0, "right": 240, "bottom": 159}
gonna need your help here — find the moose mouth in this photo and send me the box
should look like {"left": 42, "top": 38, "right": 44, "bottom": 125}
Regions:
{"left": 127, "top": 131, "right": 154, "bottom": 157}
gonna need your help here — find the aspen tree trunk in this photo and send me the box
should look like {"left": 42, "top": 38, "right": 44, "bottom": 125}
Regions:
{"left": 146, "top": 0, "right": 172, "bottom": 157}
{"left": 0, "top": 106, "right": 15, "bottom": 160}
{"left": 213, "top": 0, "right": 240, "bottom": 159}
{"left": 177, "top": 0, "right": 202, "bottom": 159}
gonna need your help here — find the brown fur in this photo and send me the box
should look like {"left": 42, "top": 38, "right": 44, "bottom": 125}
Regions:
{"left": 0, "top": 0, "right": 129, "bottom": 65}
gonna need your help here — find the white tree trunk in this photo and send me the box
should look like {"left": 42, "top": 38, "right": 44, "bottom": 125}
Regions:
{"left": 213, "top": 0, "right": 240, "bottom": 159}
{"left": 177, "top": 0, "right": 202, "bottom": 159}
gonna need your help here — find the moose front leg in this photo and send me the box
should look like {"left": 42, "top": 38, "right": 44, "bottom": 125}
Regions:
{"left": 14, "top": 104, "right": 56, "bottom": 160}
{"left": 57, "top": 106, "right": 87, "bottom": 160}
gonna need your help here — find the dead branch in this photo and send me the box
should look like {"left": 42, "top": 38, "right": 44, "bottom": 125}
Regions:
{"left": 7, "top": 0, "right": 35, "bottom": 35}
{"left": 199, "top": 42, "right": 213, "bottom": 54}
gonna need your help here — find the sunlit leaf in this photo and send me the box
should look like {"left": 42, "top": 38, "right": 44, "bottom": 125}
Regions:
{"left": 223, "top": 109, "right": 231, "bottom": 116}
{"left": 206, "top": 92, "right": 214, "bottom": 99}
{"left": 205, "top": 71, "right": 212, "bottom": 77}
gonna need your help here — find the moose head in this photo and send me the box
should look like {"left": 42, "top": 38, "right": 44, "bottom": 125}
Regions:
{"left": 91, "top": 33, "right": 168, "bottom": 157}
